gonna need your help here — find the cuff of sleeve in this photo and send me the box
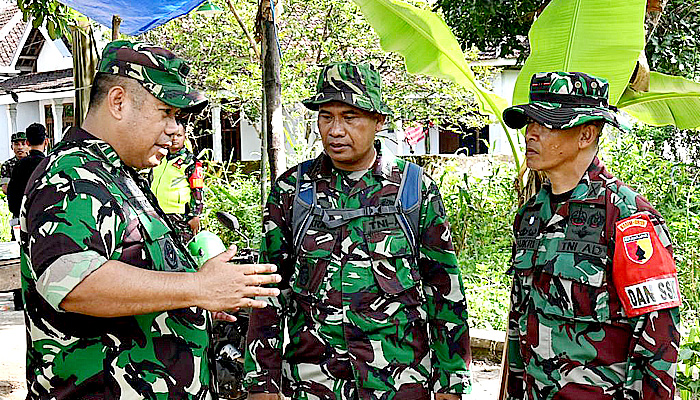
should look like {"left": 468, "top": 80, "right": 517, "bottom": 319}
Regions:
{"left": 36, "top": 250, "right": 107, "bottom": 312}
{"left": 0, "top": 177, "right": 9, "bottom": 185}
{"left": 433, "top": 369, "right": 472, "bottom": 394}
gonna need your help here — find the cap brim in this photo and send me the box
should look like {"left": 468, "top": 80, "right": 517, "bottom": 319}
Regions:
{"left": 302, "top": 92, "right": 391, "bottom": 116}
{"left": 503, "top": 103, "right": 621, "bottom": 130}
{"left": 151, "top": 83, "right": 208, "bottom": 114}
{"left": 303, "top": 92, "right": 358, "bottom": 111}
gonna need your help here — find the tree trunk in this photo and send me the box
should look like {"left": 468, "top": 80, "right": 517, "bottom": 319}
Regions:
{"left": 258, "top": 0, "right": 285, "bottom": 183}
{"left": 631, "top": 0, "right": 669, "bottom": 91}
{"left": 644, "top": 0, "right": 667, "bottom": 40}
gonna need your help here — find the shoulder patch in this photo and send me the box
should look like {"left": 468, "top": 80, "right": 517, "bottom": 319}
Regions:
{"left": 613, "top": 213, "right": 680, "bottom": 317}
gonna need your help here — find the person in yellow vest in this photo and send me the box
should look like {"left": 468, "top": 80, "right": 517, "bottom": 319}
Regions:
{"left": 150, "top": 120, "right": 204, "bottom": 243}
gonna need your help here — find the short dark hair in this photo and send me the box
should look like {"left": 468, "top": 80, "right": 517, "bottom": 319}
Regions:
{"left": 88, "top": 72, "right": 146, "bottom": 110}
{"left": 25, "top": 123, "right": 46, "bottom": 145}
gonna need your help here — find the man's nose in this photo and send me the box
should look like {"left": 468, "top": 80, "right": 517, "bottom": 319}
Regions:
{"left": 525, "top": 123, "right": 540, "bottom": 141}
{"left": 328, "top": 119, "right": 344, "bottom": 137}
{"left": 165, "top": 117, "right": 179, "bottom": 135}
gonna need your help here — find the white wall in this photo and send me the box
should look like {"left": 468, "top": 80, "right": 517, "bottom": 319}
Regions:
{"left": 489, "top": 68, "right": 523, "bottom": 155}
{"left": 239, "top": 114, "right": 262, "bottom": 162}
{"left": 0, "top": 101, "right": 40, "bottom": 161}
{"left": 0, "top": 106, "right": 9, "bottom": 160}
{"left": 15, "top": 101, "right": 41, "bottom": 133}
{"left": 36, "top": 37, "right": 73, "bottom": 73}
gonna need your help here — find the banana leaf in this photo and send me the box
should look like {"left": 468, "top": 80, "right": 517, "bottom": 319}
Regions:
{"left": 513, "top": 0, "right": 646, "bottom": 107}
{"left": 352, "top": 0, "right": 520, "bottom": 170}
{"left": 618, "top": 72, "right": 700, "bottom": 130}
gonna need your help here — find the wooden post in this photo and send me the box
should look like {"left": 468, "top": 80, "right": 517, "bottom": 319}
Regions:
{"left": 112, "top": 15, "right": 121, "bottom": 40}
{"left": 257, "top": 0, "right": 285, "bottom": 184}
{"left": 71, "top": 21, "right": 98, "bottom": 127}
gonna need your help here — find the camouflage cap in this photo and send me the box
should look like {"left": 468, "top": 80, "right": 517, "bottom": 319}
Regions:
{"left": 97, "top": 40, "right": 207, "bottom": 114}
{"left": 303, "top": 62, "right": 392, "bottom": 116}
{"left": 503, "top": 71, "right": 624, "bottom": 131}
{"left": 10, "top": 131, "right": 25, "bottom": 142}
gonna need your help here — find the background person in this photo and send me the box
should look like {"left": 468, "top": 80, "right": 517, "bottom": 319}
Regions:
{"left": 1, "top": 131, "right": 28, "bottom": 194}
{"left": 503, "top": 71, "right": 680, "bottom": 400}
{"left": 150, "top": 120, "right": 204, "bottom": 243}
{"left": 20, "top": 40, "right": 281, "bottom": 399}
{"left": 7, "top": 123, "right": 47, "bottom": 219}
{"left": 244, "top": 62, "right": 472, "bottom": 400}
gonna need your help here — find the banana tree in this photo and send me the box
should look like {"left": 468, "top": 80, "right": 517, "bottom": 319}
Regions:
{"left": 352, "top": 0, "right": 521, "bottom": 171}
{"left": 513, "top": 0, "right": 700, "bottom": 130}
{"left": 353, "top": 0, "right": 700, "bottom": 180}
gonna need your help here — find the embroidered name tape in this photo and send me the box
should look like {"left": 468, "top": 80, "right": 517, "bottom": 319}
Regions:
{"left": 624, "top": 277, "right": 679, "bottom": 310}
{"left": 612, "top": 213, "right": 680, "bottom": 317}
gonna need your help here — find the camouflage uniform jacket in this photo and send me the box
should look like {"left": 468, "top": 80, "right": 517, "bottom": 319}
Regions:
{"left": 20, "top": 127, "right": 212, "bottom": 400}
{"left": 507, "top": 157, "right": 680, "bottom": 400}
{"left": 0, "top": 155, "right": 18, "bottom": 186}
{"left": 244, "top": 142, "right": 472, "bottom": 400}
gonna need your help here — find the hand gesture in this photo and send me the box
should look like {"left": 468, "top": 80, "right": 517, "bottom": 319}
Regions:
{"left": 195, "top": 246, "right": 281, "bottom": 312}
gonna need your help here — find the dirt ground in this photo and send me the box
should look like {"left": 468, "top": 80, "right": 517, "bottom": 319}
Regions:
{"left": 0, "top": 292, "right": 501, "bottom": 399}
{"left": 0, "top": 293, "right": 26, "bottom": 400}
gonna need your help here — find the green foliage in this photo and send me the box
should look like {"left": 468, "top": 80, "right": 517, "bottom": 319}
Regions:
{"left": 435, "top": 0, "right": 543, "bottom": 59}
{"left": 512, "top": 0, "right": 646, "bottom": 108}
{"left": 0, "top": 194, "right": 12, "bottom": 242}
{"left": 618, "top": 72, "right": 700, "bottom": 130}
{"left": 141, "top": 0, "right": 492, "bottom": 166}
{"left": 646, "top": 0, "right": 700, "bottom": 80}
{"left": 438, "top": 0, "right": 700, "bottom": 81}
{"left": 200, "top": 162, "right": 263, "bottom": 251}
{"left": 141, "top": 0, "right": 262, "bottom": 123}
{"left": 602, "top": 126, "right": 700, "bottom": 323}
{"left": 678, "top": 325, "right": 700, "bottom": 399}
{"left": 16, "top": 0, "right": 80, "bottom": 39}
{"left": 435, "top": 157, "right": 517, "bottom": 330}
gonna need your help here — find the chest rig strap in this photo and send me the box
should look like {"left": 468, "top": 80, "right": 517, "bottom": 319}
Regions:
{"left": 292, "top": 158, "right": 423, "bottom": 256}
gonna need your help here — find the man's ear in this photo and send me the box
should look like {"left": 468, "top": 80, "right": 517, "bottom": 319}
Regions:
{"left": 106, "top": 85, "right": 127, "bottom": 120}
{"left": 375, "top": 114, "right": 386, "bottom": 132}
{"left": 578, "top": 123, "right": 599, "bottom": 150}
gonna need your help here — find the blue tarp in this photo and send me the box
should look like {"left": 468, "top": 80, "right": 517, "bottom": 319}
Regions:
{"left": 58, "top": 0, "right": 207, "bottom": 36}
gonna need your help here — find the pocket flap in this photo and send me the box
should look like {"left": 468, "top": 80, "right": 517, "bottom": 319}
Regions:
{"left": 371, "top": 256, "right": 417, "bottom": 294}
{"left": 137, "top": 212, "right": 171, "bottom": 242}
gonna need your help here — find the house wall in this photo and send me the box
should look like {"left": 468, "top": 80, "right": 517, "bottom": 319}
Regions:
{"left": 239, "top": 115, "right": 261, "bottom": 162}
{"left": 489, "top": 68, "right": 523, "bottom": 155}
{"left": 0, "top": 106, "right": 9, "bottom": 160}
{"left": 16, "top": 101, "right": 41, "bottom": 133}
{"left": 0, "top": 101, "right": 40, "bottom": 160}
{"left": 36, "top": 37, "right": 73, "bottom": 73}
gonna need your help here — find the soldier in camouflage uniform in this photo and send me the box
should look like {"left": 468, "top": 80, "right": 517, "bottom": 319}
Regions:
{"left": 244, "top": 62, "right": 472, "bottom": 400}
{"left": 502, "top": 71, "right": 680, "bottom": 400}
{"left": 20, "top": 40, "right": 281, "bottom": 400}
{"left": 1, "top": 131, "right": 28, "bottom": 194}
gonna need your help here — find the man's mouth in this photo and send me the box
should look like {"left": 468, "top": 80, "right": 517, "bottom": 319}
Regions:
{"left": 328, "top": 143, "right": 349, "bottom": 150}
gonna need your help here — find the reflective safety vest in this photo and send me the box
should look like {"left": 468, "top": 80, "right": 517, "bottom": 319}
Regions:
{"left": 151, "top": 152, "right": 191, "bottom": 214}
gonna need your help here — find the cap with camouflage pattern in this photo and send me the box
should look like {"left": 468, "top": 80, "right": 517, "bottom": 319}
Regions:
{"left": 303, "top": 62, "right": 392, "bottom": 116}
{"left": 503, "top": 71, "right": 624, "bottom": 131}
{"left": 11, "top": 131, "right": 25, "bottom": 142}
{"left": 97, "top": 40, "right": 207, "bottom": 114}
